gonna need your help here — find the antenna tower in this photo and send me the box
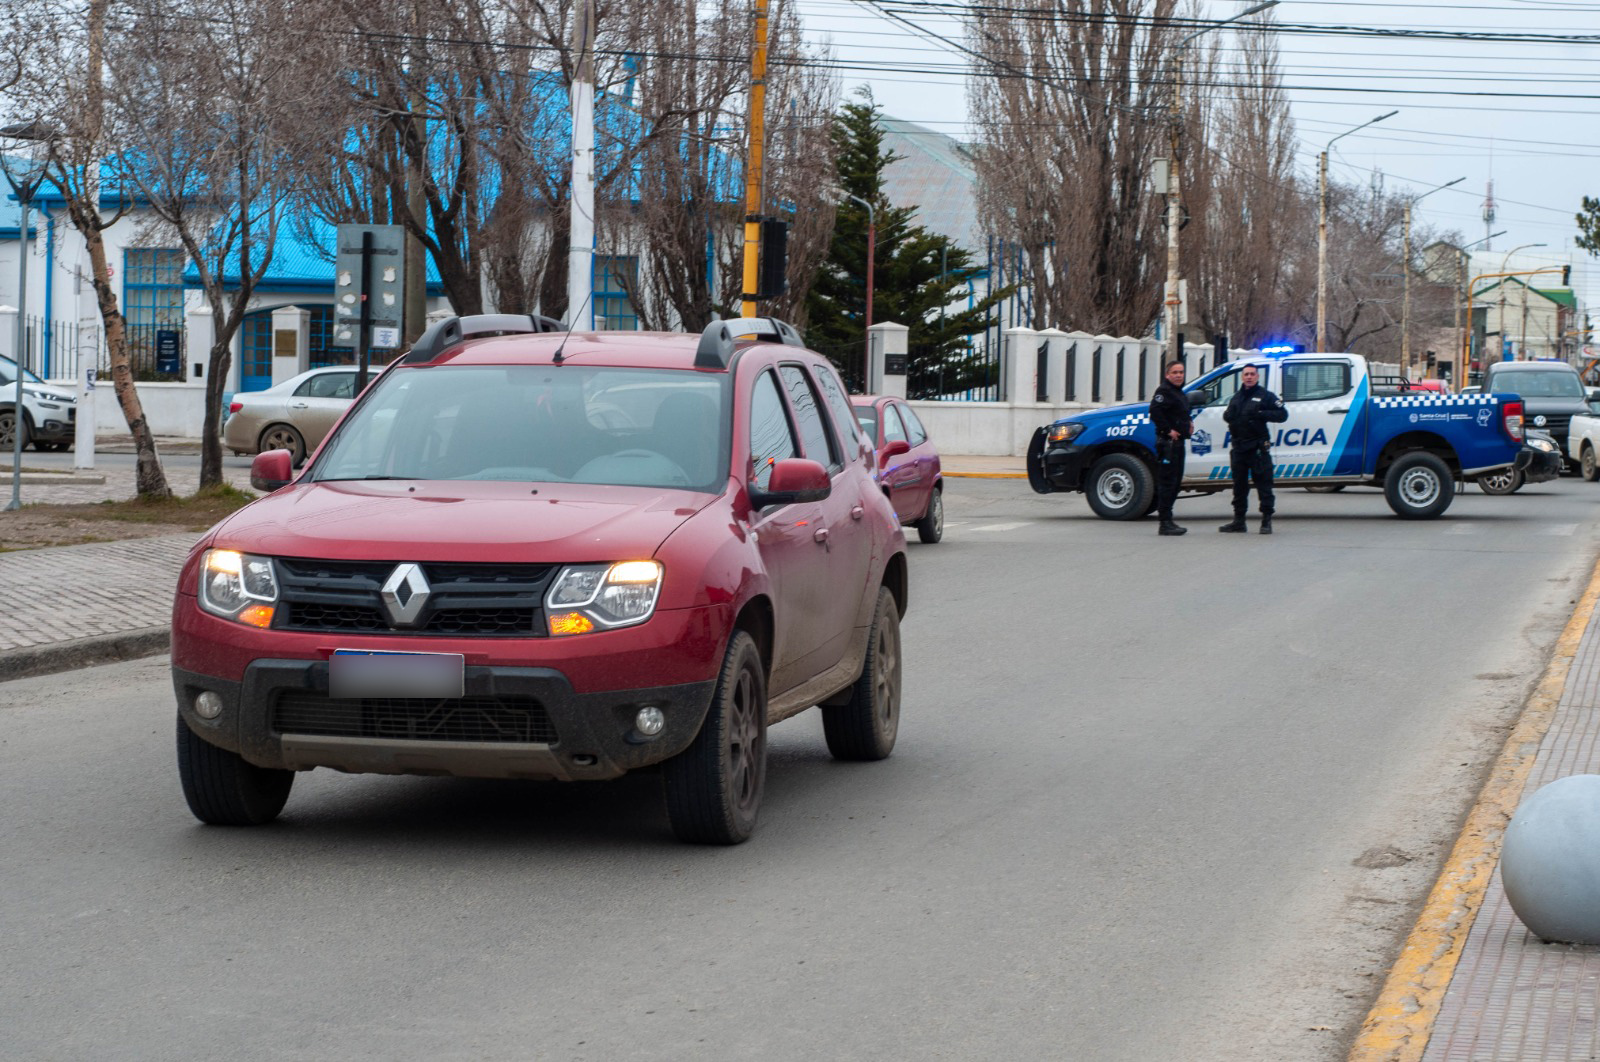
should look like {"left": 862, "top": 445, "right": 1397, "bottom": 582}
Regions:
{"left": 1482, "top": 179, "right": 1497, "bottom": 250}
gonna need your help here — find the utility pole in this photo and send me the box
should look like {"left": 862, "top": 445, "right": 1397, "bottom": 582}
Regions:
{"left": 565, "top": 0, "right": 596, "bottom": 329}
{"left": 740, "top": 1, "right": 770, "bottom": 319}
{"left": 403, "top": 0, "right": 426, "bottom": 345}
{"left": 1165, "top": 1, "right": 1278, "bottom": 363}
{"left": 1454, "top": 231, "right": 1503, "bottom": 389}
{"left": 1317, "top": 111, "right": 1396, "bottom": 352}
{"left": 1401, "top": 176, "right": 1463, "bottom": 378}
{"left": 845, "top": 193, "right": 875, "bottom": 348}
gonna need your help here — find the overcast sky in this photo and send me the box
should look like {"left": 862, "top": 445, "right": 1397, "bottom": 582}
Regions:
{"left": 797, "top": 0, "right": 1600, "bottom": 324}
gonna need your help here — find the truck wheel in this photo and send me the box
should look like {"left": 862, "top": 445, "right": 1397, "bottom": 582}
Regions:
{"left": 916, "top": 486, "right": 943, "bottom": 543}
{"left": 662, "top": 630, "right": 767, "bottom": 845}
{"left": 1086, "top": 453, "right": 1155, "bottom": 521}
{"left": 1477, "top": 467, "right": 1525, "bottom": 495}
{"left": 1583, "top": 444, "right": 1599, "bottom": 482}
{"left": 1385, "top": 452, "right": 1454, "bottom": 518}
{"left": 823, "top": 586, "right": 902, "bottom": 762}
{"left": 176, "top": 714, "right": 293, "bottom": 825}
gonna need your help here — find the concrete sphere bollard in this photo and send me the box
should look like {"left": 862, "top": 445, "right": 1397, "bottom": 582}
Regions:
{"left": 1500, "top": 774, "right": 1600, "bottom": 945}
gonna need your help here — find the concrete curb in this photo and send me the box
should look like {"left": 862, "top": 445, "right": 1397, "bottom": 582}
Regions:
{"left": 0, "top": 627, "right": 170, "bottom": 683}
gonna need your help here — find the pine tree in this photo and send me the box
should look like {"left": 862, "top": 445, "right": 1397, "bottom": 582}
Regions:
{"left": 805, "top": 92, "right": 1009, "bottom": 397}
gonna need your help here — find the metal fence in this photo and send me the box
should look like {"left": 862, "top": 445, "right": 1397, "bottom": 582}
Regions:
{"left": 808, "top": 332, "right": 1002, "bottom": 400}
{"left": 16, "top": 317, "right": 186, "bottom": 383}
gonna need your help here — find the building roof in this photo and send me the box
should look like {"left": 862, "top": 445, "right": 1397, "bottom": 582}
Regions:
{"left": 1472, "top": 276, "right": 1573, "bottom": 308}
{"left": 877, "top": 115, "right": 983, "bottom": 253}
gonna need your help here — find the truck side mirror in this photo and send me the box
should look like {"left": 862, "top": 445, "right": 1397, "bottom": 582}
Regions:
{"left": 1186, "top": 391, "right": 1208, "bottom": 410}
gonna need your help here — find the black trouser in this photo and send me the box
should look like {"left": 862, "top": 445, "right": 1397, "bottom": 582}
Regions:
{"left": 1230, "top": 445, "right": 1275, "bottom": 516}
{"left": 1156, "top": 439, "right": 1185, "bottom": 520}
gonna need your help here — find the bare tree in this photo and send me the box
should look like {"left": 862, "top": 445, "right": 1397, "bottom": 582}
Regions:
{"left": 4, "top": 0, "right": 172, "bottom": 498}
{"left": 108, "top": 0, "right": 334, "bottom": 488}
{"left": 968, "top": 0, "right": 1179, "bottom": 336}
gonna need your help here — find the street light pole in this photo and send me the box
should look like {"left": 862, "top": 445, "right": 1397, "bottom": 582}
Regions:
{"left": 1317, "top": 110, "right": 1396, "bottom": 352}
{"left": 1455, "top": 230, "right": 1504, "bottom": 390}
{"left": 1, "top": 124, "right": 56, "bottom": 512}
{"left": 1165, "top": 0, "right": 1278, "bottom": 364}
{"left": 1401, "top": 175, "right": 1464, "bottom": 378}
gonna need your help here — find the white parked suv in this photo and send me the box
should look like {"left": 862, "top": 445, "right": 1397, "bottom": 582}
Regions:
{"left": 0, "top": 355, "right": 78, "bottom": 452}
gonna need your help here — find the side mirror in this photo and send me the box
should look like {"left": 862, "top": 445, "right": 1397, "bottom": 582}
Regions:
{"left": 880, "top": 439, "right": 911, "bottom": 466}
{"left": 1186, "top": 391, "right": 1208, "bottom": 410}
{"left": 250, "top": 449, "right": 294, "bottom": 491}
{"left": 749, "top": 458, "right": 831, "bottom": 508}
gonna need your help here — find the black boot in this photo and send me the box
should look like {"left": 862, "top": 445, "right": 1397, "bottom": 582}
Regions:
{"left": 1259, "top": 515, "right": 1273, "bottom": 535}
{"left": 1219, "top": 516, "right": 1247, "bottom": 533}
{"left": 1158, "top": 519, "right": 1188, "bottom": 536}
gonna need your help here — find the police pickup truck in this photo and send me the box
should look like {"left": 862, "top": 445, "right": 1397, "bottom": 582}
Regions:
{"left": 1028, "top": 352, "right": 1529, "bottom": 520}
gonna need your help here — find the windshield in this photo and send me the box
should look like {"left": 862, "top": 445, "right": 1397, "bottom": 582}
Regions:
{"left": 1490, "top": 369, "right": 1583, "bottom": 398}
{"left": 0, "top": 358, "right": 44, "bottom": 386}
{"left": 311, "top": 364, "right": 731, "bottom": 491}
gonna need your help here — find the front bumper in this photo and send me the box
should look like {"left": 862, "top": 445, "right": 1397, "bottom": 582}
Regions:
{"left": 174, "top": 660, "right": 717, "bottom": 781}
{"left": 1037, "top": 442, "right": 1090, "bottom": 493}
{"left": 30, "top": 404, "right": 75, "bottom": 442}
{"left": 1520, "top": 446, "right": 1563, "bottom": 483}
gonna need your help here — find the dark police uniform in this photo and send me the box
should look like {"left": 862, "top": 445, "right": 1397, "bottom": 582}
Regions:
{"left": 1148, "top": 376, "right": 1193, "bottom": 529}
{"left": 1222, "top": 380, "right": 1288, "bottom": 531}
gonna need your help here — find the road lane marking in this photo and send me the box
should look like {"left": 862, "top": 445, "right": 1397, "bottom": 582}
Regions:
{"left": 967, "top": 522, "right": 1033, "bottom": 533}
{"left": 1542, "top": 523, "right": 1578, "bottom": 536}
{"left": 1348, "top": 552, "right": 1600, "bottom": 1061}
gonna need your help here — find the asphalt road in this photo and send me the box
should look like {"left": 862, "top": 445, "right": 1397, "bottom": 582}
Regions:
{"left": 3, "top": 476, "right": 1596, "bottom": 1061}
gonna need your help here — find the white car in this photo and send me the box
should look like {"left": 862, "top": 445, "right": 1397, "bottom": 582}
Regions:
{"left": 0, "top": 355, "right": 77, "bottom": 452}
{"left": 223, "top": 366, "right": 360, "bottom": 465}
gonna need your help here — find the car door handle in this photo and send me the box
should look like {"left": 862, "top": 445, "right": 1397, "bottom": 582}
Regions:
{"left": 1330, "top": 408, "right": 1348, "bottom": 414}
{"left": 812, "top": 526, "right": 830, "bottom": 545}
{"left": 290, "top": 402, "right": 309, "bottom": 409}
{"left": 851, "top": 505, "right": 864, "bottom": 521}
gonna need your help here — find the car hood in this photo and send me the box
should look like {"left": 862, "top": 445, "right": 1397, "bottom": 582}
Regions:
{"left": 210, "top": 479, "right": 720, "bottom": 563}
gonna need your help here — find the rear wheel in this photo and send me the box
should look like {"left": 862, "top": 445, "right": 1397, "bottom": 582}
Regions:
{"left": 1476, "top": 467, "right": 1525, "bottom": 495}
{"left": 1385, "top": 452, "right": 1455, "bottom": 518}
{"left": 0, "top": 407, "right": 28, "bottom": 452}
{"left": 916, "top": 487, "right": 943, "bottom": 543}
{"left": 1085, "top": 453, "right": 1155, "bottom": 521}
{"left": 1582, "top": 444, "right": 1598, "bottom": 482}
{"left": 176, "top": 714, "right": 293, "bottom": 825}
{"left": 662, "top": 630, "right": 767, "bottom": 845}
{"left": 823, "top": 587, "right": 902, "bottom": 762}
{"left": 258, "top": 423, "right": 307, "bottom": 466}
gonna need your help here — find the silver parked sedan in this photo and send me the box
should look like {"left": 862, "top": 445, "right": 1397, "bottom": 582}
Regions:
{"left": 224, "top": 366, "right": 359, "bottom": 465}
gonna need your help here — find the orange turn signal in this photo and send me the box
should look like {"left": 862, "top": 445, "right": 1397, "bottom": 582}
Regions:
{"left": 548, "top": 611, "right": 596, "bottom": 636}
{"left": 238, "top": 605, "right": 275, "bottom": 628}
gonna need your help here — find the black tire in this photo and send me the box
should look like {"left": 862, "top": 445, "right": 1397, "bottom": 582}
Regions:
{"left": 258, "top": 423, "right": 307, "bottom": 466}
{"left": 0, "top": 407, "right": 28, "bottom": 452}
{"left": 916, "top": 486, "right": 944, "bottom": 543}
{"left": 1582, "top": 444, "right": 1599, "bottom": 483}
{"left": 823, "top": 586, "right": 902, "bottom": 762}
{"left": 1476, "top": 467, "right": 1524, "bottom": 495}
{"left": 1304, "top": 484, "right": 1346, "bottom": 493}
{"left": 176, "top": 714, "right": 293, "bottom": 825}
{"left": 1085, "top": 453, "right": 1156, "bottom": 521}
{"left": 1385, "top": 452, "right": 1455, "bottom": 518}
{"left": 663, "top": 630, "right": 768, "bottom": 845}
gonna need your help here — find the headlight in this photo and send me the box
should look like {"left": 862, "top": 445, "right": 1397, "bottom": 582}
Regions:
{"left": 1530, "top": 437, "right": 1558, "bottom": 454}
{"left": 1047, "top": 422, "right": 1086, "bottom": 444}
{"left": 544, "top": 560, "right": 663, "bottom": 636}
{"left": 197, "top": 549, "right": 278, "bottom": 628}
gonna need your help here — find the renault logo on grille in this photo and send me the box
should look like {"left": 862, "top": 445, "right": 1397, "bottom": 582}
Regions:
{"left": 381, "top": 563, "right": 431, "bottom": 627}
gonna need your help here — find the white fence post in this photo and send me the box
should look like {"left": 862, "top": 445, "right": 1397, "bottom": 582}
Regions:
{"left": 1038, "top": 328, "right": 1067, "bottom": 403}
{"left": 1000, "top": 326, "right": 1038, "bottom": 403}
{"left": 270, "top": 305, "right": 311, "bottom": 386}
{"left": 867, "top": 321, "right": 909, "bottom": 398}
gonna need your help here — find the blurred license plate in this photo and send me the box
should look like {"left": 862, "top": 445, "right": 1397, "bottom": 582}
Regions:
{"left": 329, "top": 650, "right": 464, "bottom": 699}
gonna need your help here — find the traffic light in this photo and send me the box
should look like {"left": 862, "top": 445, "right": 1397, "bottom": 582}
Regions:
{"left": 1563, "top": 265, "right": 1572, "bottom": 286}
{"left": 756, "top": 218, "right": 789, "bottom": 300}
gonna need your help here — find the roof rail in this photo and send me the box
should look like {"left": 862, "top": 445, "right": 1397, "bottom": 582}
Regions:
{"left": 402, "top": 313, "right": 564, "bottom": 364}
{"left": 694, "top": 317, "right": 803, "bottom": 369}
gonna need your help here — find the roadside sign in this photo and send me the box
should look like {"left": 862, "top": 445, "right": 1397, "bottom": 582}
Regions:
{"left": 332, "top": 224, "right": 405, "bottom": 348}
{"left": 155, "top": 329, "right": 181, "bottom": 375}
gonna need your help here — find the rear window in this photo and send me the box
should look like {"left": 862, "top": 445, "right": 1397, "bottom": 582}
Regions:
{"left": 1487, "top": 368, "right": 1583, "bottom": 398}
{"left": 311, "top": 365, "right": 730, "bottom": 491}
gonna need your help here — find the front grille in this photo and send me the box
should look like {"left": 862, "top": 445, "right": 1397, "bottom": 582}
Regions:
{"left": 272, "top": 691, "right": 559, "bottom": 744}
{"left": 274, "top": 558, "right": 553, "bottom": 637}
{"left": 1536, "top": 414, "right": 1570, "bottom": 438}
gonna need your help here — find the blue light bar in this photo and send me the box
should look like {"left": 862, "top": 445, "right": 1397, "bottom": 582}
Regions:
{"left": 1259, "top": 344, "right": 1295, "bottom": 356}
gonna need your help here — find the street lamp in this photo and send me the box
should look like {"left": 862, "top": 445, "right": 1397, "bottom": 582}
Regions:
{"left": 1496, "top": 242, "right": 1545, "bottom": 362}
{"left": 844, "top": 191, "right": 875, "bottom": 343}
{"left": 1164, "top": 0, "right": 1278, "bottom": 363}
{"left": 1317, "top": 110, "right": 1397, "bottom": 352}
{"left": 1401, "top": 175, "right": 1464, "bottom": 378}
{"left": 1455, "top": 230, "right": 1504, "bottom": 390}
{"left": 0, "top": 122, "right": 58, "bottom": 512}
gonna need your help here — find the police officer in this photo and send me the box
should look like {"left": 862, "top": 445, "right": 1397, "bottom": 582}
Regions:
{"left": 1219, "top": 364, "right": 1288, "bottom": 535}
{"left": 1149, "top": 359, "right": 1192, "bottom": 536}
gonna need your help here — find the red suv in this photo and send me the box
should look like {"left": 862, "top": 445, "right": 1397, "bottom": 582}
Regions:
{"left": 171, "top": 315, "right": 909, "bottom": 844}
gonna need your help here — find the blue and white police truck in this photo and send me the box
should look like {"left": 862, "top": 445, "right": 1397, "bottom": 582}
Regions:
{"left": 1027, "top": 352, "right": 1530, "bottom": 520}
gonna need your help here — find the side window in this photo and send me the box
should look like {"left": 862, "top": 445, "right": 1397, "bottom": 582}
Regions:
{"left": 1282, "top": 362, "right": 1351, "bottom": 403}
{"left": 882, "top": 404, "right": 909, "bottom": 443}
{"left": 750, "top": 370, "right": 799, "bottom": 492}
{"left": 1195, "top": 368, "right": 1243, "bottom": 408}
{"left": 812, "top": 362, "right": 861, "bottom": 452}
{"left": 898, "top": 403, "right": 928, "bottom": 445}
{"left": 780, "top": 364, "right": 840, "bottom": 471}
{"left": 855, "top": 406, "right": 879, "bottom": 442}
{"left": 298, "top": 372, "right": 356, "bottom": 399}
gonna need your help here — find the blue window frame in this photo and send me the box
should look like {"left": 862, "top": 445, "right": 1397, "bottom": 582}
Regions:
{"left": 240, "top": 312, "right": 273, "bottom": 391}
{"left": 308, "top": 305, "right": 353, "bottom": 368}
{"left": 594, "top": 254, "right": 639, "bottom": 331}
{"left": 123, "top": 249, "right": 186, "bottom": 328}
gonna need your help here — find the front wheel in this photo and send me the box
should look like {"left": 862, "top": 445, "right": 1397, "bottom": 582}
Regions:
{"left": 1385, "top": 452, "right": 1455, "bottom": 518}
{"left": 1582, "top": 444, "right": 1599, "bottom": 482}
{"left": 176, "top": 714, "right": 293, "bottom": 825}
{"left": 0, "top": 407, "right": 28, "bottom": 452}
{"left": 1085, "top": 453, "right": 1155, "bottom": 521}
{"left": 662, "top": 630, "right": 768, "bottom": 844}
{"left": 916, "top": 486, "right": 943, "bottom": 543}
{"left": 823, "top": 586, "right": 902, "bottom": 762}
{"left": 1477, "top": 467, "right": 1525, "bottom": 495}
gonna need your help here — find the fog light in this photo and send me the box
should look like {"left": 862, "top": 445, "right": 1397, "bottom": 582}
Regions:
{"left": 194, "top": 690, "right": 224, "bottom": 720}
{"left": 635, "top": 705, "right": 665, "bottom": 737}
